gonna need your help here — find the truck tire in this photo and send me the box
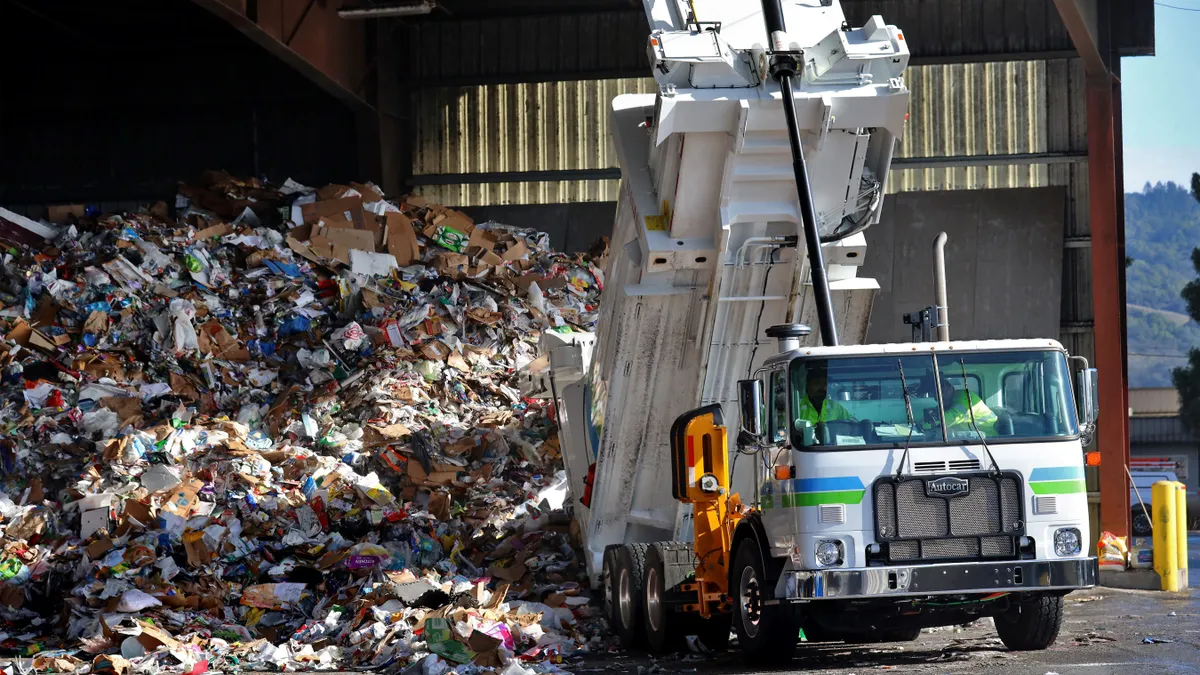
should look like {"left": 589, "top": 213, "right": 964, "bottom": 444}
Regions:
{"left": 613, "top": 543, "right": 649, "bottom": 648}
{"left": 643, "top": 542, "right": 687, "bottom": 654}
{"left": 994, "top": 594, "right": 1065, "bottom": 651}
{"left": 601, "top": 547, "right": 619, "bottom": 626}
{"left": 731, "top": 540, "right": 799, "bottom": 663}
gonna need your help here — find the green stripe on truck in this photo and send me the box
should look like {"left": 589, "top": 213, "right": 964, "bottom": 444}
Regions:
{"left": 1030, "top": 479, "right": 1086, "bottom": 495}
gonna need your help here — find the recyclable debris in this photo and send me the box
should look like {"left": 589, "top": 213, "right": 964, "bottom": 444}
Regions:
{"left": 1097, "top": 532, "right": 1129, "bottom": 569}
{"left": 0, "top": 173, "right": 609, "bottom": 673}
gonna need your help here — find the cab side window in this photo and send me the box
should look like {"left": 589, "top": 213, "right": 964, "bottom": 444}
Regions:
{"left": 770, "top": 370, "right": 788, "bottom": 444}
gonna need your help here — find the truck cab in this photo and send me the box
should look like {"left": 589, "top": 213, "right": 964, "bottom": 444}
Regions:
{"left": 734, "top": 332, "right": 1100, "bottom": 650}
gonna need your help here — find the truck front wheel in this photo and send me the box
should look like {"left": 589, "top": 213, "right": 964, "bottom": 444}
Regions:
{"left": 994, "top": 593, "right": 1065, "bottom": 651}
{"left": 731, "top": 540, "right": 798, "bottom": 663}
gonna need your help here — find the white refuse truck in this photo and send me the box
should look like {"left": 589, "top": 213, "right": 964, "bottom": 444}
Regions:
{"left": 524, "top": 0, "right": 1101, "bottom": 661}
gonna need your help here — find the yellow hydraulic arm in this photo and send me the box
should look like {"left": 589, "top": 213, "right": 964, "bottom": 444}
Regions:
{"left": 669, "top": 404, "right": 745, "bottom": 617}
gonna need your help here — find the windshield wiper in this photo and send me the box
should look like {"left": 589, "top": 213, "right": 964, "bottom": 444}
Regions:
{"left": 957, "top": 358, "right": 1001, "bottom": 475}
{"left": 894, "top": 359, "right": 916, "bottom": 479}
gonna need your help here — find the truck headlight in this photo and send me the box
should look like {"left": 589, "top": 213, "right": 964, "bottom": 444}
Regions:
{"left": 815, "top": 539, "right": 844, "bottom": 567}
{"left": 1053, "top": 528, "right": 1082, "bottom": 556}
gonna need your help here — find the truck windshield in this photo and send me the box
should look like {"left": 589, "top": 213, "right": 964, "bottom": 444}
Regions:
{"left": 788, "top": 350, "right": 1079, "bottom": 449}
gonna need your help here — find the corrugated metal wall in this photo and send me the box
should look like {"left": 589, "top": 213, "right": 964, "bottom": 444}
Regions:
{"left": 889, "top": 60, "right": 1048, "bottom": 192}
{"left": 413, "top": 61, "right": 1051, "bottom": 205}
{"left": 412, "top": 78, "right": 654, "bottom": 206}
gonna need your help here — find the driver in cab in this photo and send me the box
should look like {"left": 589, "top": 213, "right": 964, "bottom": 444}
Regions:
{"left": 937, "top": 377, "right": 998, "bottom": 436}
{"left": 794, "top": 362, "right": 855, "bottom": 425}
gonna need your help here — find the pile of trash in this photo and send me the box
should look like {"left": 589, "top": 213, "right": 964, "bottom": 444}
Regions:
{"left": 0, "top": 171, "right": 608, "bottom": 674}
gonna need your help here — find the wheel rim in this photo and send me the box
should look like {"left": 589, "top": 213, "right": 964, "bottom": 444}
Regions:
{"left": 618, "top": 567, "right": 633, "bottom": 629}
{"left": 1134, "top": 513, "right": 1151, "bottom": 533}
{"left": 646, "top": 566, "right": 662, "bottom": 633}
{"left": 738, "top": 564, "right": 762, "bottom": 639}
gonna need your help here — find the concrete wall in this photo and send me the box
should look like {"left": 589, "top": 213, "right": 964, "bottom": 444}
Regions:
{"left": 459, "top": 202, "right": 617, "bottom": 254}
{"left": 861, "top": 187, "right": 1067, "bottom": 344}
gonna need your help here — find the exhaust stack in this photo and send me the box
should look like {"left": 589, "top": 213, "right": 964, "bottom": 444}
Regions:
{"left": 933, "top": 232, "right": 949, "bottom": 341}
{"left": 766, "top": 324, "right": 812, "bottom": 354}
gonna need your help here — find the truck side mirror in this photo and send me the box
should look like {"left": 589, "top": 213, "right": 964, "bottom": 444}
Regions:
{"left": 1076, "top": 367, "right": 1098, "bottom": 444}
{"left": 738, "top": 379, "right": 766, "bottom": 442}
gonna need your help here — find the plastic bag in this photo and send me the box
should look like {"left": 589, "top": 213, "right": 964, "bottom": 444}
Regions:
{"left": 1097, "top": 531, "right": 1128, "bottom": 569}
{"left": 333, "top": 322, "right": 366, "bottom": 351}
{"left": 170, "top": 299, "right": 200, "bottom": 354}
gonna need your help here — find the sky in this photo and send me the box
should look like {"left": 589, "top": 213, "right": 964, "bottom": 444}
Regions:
{"left": 1121, "top": 2, "right": 1200, "bottom": 190}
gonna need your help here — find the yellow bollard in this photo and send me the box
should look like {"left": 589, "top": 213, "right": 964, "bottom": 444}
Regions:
{"left": 1176, "top": 482, "right": 1189, "bottom": 589}
{"left": 1152, "top": 480, "right": 1180, "bottom": 591}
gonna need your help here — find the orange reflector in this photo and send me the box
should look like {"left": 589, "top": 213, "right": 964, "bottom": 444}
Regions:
{"left": 650, "top": 38, "right": 659, "bottom": 46}
{"left": 1085, "top": 452, "right": 1101, "bottom": 467}
{"left": 897, "top": 32, "right": 904, "bottom": 41}
{"left": 774, "top": 466, "right": 792, "bottom": 480}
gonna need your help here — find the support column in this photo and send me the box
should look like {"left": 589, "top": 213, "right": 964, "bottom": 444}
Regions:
{"left": 1086, "top": 72, "right": 1131, "bottom": 538}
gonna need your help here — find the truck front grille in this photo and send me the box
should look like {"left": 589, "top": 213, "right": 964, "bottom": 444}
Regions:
{"left": 874, "top": 472, "right": 1024, "bottom": 564}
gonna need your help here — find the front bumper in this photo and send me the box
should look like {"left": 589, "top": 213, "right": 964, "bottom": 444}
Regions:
{"left": 778, "top": 557, "right": 1098, "bottom": 601}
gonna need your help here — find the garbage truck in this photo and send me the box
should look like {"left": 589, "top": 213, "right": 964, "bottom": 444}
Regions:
{"left": 522, "top": 0, "right": 1101, "bottom": 661}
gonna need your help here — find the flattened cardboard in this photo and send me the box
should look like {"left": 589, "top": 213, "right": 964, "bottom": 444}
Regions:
{"left": 100, "top": 396, "right": 143, "bottom": 428}
{"left": 384, "top": 213, "right": 421, "bottom": 265}
{"left": 468, "top": 228, "right": 498, "bottom": 252}
{"left": 135, "top": 619, "right": 181, "bottom": 652}
{"left": 83, "top": 311, "right": 109, "bottom": 336}
{"left": 86, "top": 536, "right": 114, "bottom": 560}
{"left": 350, "top": 182, "right": 385, "bottom": 202}
{"left": 301, "top": 196, "right": 366, "bottom": 230}
{"left": 287, "top": 236, "right": 323, "bottom": 265}
{"left": 5, "top": 319, "right": 31, "bottom": 347}
{"left": 429, "top": 492, "right": 451, "bottom": 521}
{"left": 434, "top": 253, "right": 469, "bottom": 280}
{"left": 47, "top": 204, "right": 86, "bottom": 224}
{"left": 316, "top": 184, "right": 355, "bottom": 201}
{"left": 197, "top": 321, "right": 250, "bottom": 361}
{"left": 118, "top": 500, "right": 153, "bottom": 536}
{"left": 75, "top": 353, "right": 125, "bottom": 380}
{"left": 194, "top": 223, "right": 233, "bottom": 240}
{"left": 310, "top": 227, "right": 376, "bottom": 266}
{"left": 502, "top": 239, "right": 529, "bottom": 263}
{"left": 183, "top": 531, "right": 211, "bottom": 567}
{"left": 162, "top": 479, "right": 204, "bottom": 518}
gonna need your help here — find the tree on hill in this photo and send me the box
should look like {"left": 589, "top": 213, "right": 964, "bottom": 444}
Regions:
{"left": 1171, "top": 173, "right": 1200, "bottom": 433}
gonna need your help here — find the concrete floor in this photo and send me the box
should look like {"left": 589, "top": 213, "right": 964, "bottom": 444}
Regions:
{"left": 577, "top": 587, "right": 1200, "bottom": 675}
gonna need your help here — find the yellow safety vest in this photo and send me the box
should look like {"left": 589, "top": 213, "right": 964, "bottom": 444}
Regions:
{"left": 795, "top": 396, "right": 855, "bottom": 424}
{"left": 944, "top": 391, "right": 997, "bottom": 435}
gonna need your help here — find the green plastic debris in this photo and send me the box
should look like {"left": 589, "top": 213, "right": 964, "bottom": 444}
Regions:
{"left": 432, "top": 226, "right": 468, "bottom": 253}
{"left": 424, "top": 617, "right": 475, "bottom": 664}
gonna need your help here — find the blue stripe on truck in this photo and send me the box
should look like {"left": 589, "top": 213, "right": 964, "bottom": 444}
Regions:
{"left": 1029, "top": 466, "right": 1085, "bottom": 483}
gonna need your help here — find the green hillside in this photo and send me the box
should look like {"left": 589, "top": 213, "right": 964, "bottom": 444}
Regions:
{"left": 1126, "top": 181, "right": 1200, "bottom": 387}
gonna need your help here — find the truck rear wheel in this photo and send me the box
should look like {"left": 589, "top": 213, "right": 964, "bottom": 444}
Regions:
{"left": 613, "top": 543, "right": 649, "bottom": 648}
{"left": 643, "top": 543, "right": 686, "bottom": 654}
{"left": 731, "top": 540, "right": 798, "bottom": 663}
{"left": 994, "top": 593, "right": 1065, "bottom": 651}
{"left": 601, "top": 547, "right": 619, "bottom": 626}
